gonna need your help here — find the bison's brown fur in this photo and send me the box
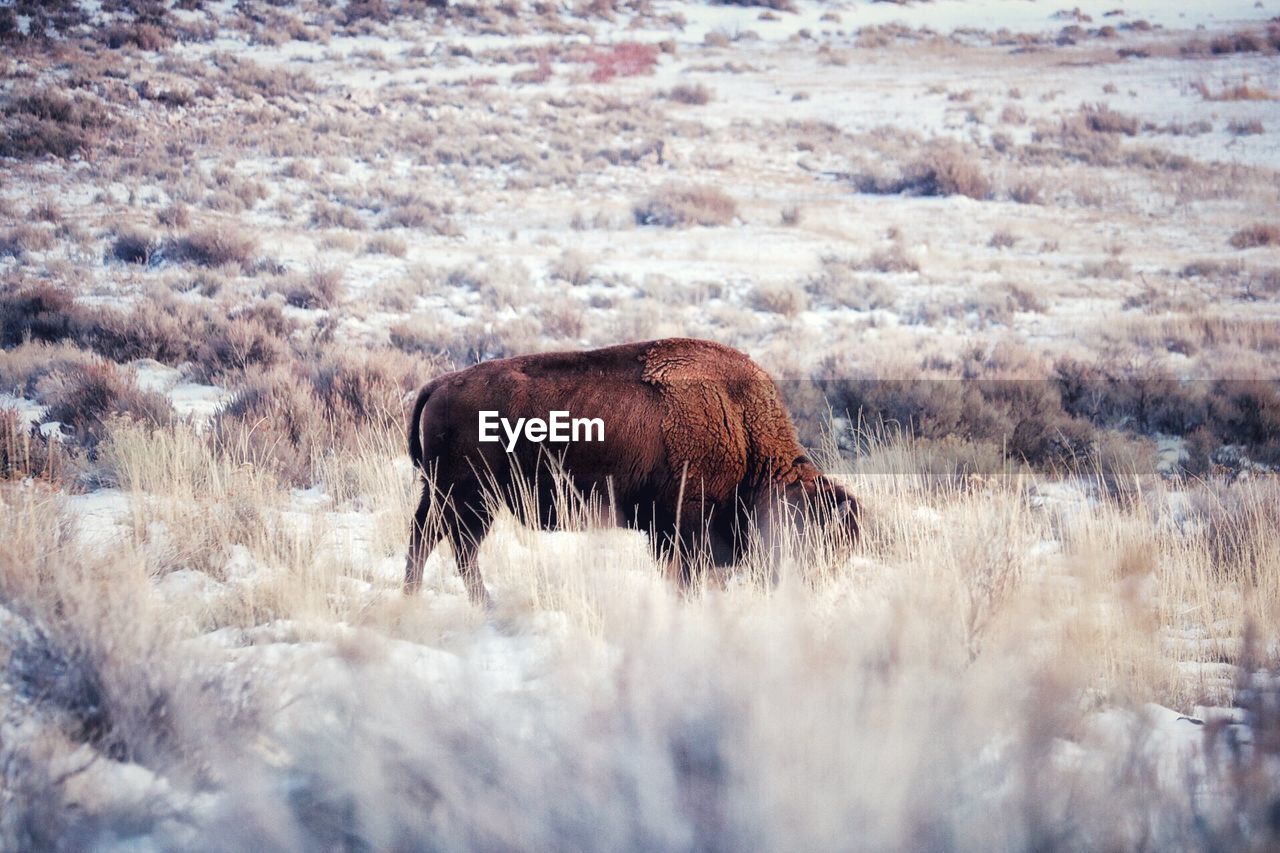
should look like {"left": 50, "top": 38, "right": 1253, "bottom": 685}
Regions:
{"left": 404, "top": 338, "right": 859, "bottom": 605}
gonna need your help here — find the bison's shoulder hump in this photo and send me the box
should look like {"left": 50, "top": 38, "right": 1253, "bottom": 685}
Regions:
{"left": 639, "top": 338, "right": 767, "bottom": 386}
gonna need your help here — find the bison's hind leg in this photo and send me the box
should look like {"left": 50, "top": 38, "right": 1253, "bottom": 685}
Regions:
{"left": 405, "top": 481, "right": 444, "bottom": 596}
{"left": 404, "top": 481, "right": 494, "bottom": 610}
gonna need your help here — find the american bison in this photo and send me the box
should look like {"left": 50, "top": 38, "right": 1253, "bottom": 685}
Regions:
{"left": 404, "top": 337, "right": 859, "bottom": 606}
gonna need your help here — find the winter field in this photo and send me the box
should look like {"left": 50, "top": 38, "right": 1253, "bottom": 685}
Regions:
{"left": 2, "top": 0, "right": 1280, "bottom": 849}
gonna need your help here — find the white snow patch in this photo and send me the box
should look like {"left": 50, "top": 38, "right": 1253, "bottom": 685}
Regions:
{"left": 0, "top": 394, "right": 46, "bottom": 426}
{"left": 131, "top": 359, "right": 232, "bottom": 425}
{"left": 65, "top": 489, "right": 133, "bottom": 548}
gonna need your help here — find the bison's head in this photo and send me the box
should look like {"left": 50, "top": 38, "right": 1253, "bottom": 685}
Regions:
{"left": 755, "top": 472, "right": 861, "bottom": 576}
{"left": 788, "top": 475, "right": 860, "bottom": 550}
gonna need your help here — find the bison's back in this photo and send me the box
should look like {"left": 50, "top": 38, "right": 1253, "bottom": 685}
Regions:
{"left": 414, "top": 338, "right": 803, "bottom": 509}
{"left": 416, "top": 342, "right": 670, "bottom": 501}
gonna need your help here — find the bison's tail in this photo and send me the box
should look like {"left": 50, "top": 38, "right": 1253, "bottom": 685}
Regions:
{"left": 407, "top": 382, "right": 436, "bottom": 473}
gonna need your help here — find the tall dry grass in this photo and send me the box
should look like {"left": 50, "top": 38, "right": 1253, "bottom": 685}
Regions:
{"left": 1, "top": 418, "right": 1277, "bottom": 848}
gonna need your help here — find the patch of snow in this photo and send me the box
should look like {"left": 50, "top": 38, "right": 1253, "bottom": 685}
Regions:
{"left": 131, "top": 359, "right": 232, "bottom": 425}
{"left": 64, "top": 489, "right": 133, "bottom": 548}
{"left": 0, "top": 394, "right": 46, "bottom": 426}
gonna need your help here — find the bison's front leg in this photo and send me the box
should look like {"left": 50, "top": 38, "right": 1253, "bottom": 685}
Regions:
{"left": 653, "top": 516, "right": 722, "bottom": 595}
{"left": 449, "top": 523, "right": 492, "bottom": 609}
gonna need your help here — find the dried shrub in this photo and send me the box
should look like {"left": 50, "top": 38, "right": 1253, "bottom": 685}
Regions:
{"left": 392, "top": 313, "right": 540, "bottom": 366}
{"left": 212, "top": 368, "right": 321, "bottom": 485}
{"left": 0, "top": 225, "right": 56, "bottom": 259}
{"left": 156, "top": 203, "right": 190, "bottom": 229}
{"left": 665, "top": 83, "right": 713, "bottom": 105}
{"left": 806, "top": 257, "right": 899, "bottom": 310}
{"left": 823, "top": 373, "right": 1097, "bottom": 471}
{"left": 583, "top": 42, "right": 660, "bottom": 83}
{"left": 37, "top": 362, "right": 172, "bottom": 451}
{"left": 634, "top": 185, "right": 738, "bottom": 227}
{"left": 1054, "top": 360, "right": 1280, "bottom": 471}
{"left": 1191, "top": 79, "right": 1276, "bottom": 102}
{"left": 989, "top": 230, "right": 1018, "bottom": 249}
{"left": 379, "top": 202, "right": 453, "bottom": 233}
{"left": 1207, "top": 30, "right": 1270, "bottom": 55}
{"left": 1080, "top": 104, "right": 1139, "bottom": 135}
{"left": 215, "top": 347, "right": 440, "bottom": 486}
{"left": 512, "top": 60, "right": 554, "bottom": 87}
{"left": 0, "top": 408, "right": 63, "bottom": 481}
{"left": 901, "top": 142, "right": 988, "bottom": 201}
{"left": 169, "top": 227, "right": 259, "bottom": 269}
{"left": 856, "top": 141, "right": 992, "bottom": 200}
{"left": 0, "top": 341, "right": 100, "bottom": 398}
{"left": 364, "top": 234, "right": 408, "bottom": 257}
{"left": 30, "top": 199, "right": 62, "bottom": 224}
{"left": 1227, "top": 119, "right": 1265, "bottom": 136}
{"left": 543, "top": 299, "right": 587, "bottom": 343}
{"left": 860, "top": 244, "right": 920, "bottom": 274}
{"left": 1229, "top": 224, "right": 1280, "bottom": 249}
{"left": 1081, "top": 258, "right": 1130, "bottom": 280}
{"left": 750, "top": 281, "right": 808, "bottom": 318}
{"left": 0, "top": 1, "right": 86, "bottom": 42}
{"left": 310, "top": 201, "right": 365, "bottom": 230}
{"left": 109, "top": 228, "right": 163, "bottom": 265}
{"left": 0, "top": 283, "right": 86, "bottom": 348}
{"left": 278, "top": 267, "right": 343, "bottom": 309}
{"left": 213, "top": 54, "right": 320, "bottom": 99}
{"left": 80, "top": 302, "right": 196, "bottom": 366}
{"left": 713, "top": 0, "right": 796, "bottom": 9}
{"left": 190, "top": 309, "right": 289, "bottom": 381}
{"left": 0, "top": 284, "right": 289, "bottom": 382}
{"left": 100, "top": 22, "right": 172, "bottom": 50}
{"left": 549, "top": 251, "right": 593, "bottom": 287}
{"left": 1008, "top": 181, "right": 1046, "bottom": 205}
{"left": 0, "top": 88, "right": 115, "bottom": 160}
{"left": 343, "top": 0, "right": 393, "bottom": 26}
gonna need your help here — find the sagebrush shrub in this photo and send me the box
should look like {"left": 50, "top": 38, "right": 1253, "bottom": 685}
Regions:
{"left": 634, "top": 185, "right": 737, "bottom": 227}
{"left": 38, "top": 362, "right": 172, "bottom": 451}
{"left": 584, "top": 42, "right": 659, "bottom": 83}
{"left": 0, "top": 88, "right": 115, "bottom": 159}
{"left": 0, "top": 283, "right": 85, "bottom": 348}
{"left": 169, "top": 227, "right": 258, "bottom": 269}
{"left": 1230, "top": 224, "right": 1280, "bottom": 249}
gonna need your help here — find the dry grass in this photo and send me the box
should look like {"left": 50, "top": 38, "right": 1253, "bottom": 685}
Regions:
{"left": 856, "top": 140, "right": 993, "bottom": 200}
{"left": 581, "top": 41, "right": 660, "bottom": 82}
{"left": 750, "top": 280, "right": 809, "bottom": 317}
{"left": 37, "top": 361, "right": 173, "bottom": 451}
{"left": 275, "top": 266, "right": 344, "bottom": 309}
{"left": 0, "top": 418, "right": 1276, "bottom": 847}
{"left": 1191, "top": 78, "right": 1277, "bottom": 101}
{"left": 1230, "top": 223, "right": 1280, "bottom": 249}
{"left": 168, "top": 226, "right": 259, "bottom": 270}
{"left": 633, "top": 184, "right": 739, "bottom": 227}
{"left": 665, "top": 82, "right": 714, "bottom": 105}
{"left": 0, "top": 225, "right": 57, "bottom": 259}
{"left": 0, "top": 87, "right": 116, "bottom": 159}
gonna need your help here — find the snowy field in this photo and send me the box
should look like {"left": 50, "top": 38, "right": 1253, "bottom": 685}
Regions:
{"left": 2, "top": 0, "right": 1279, "bottom": 849}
